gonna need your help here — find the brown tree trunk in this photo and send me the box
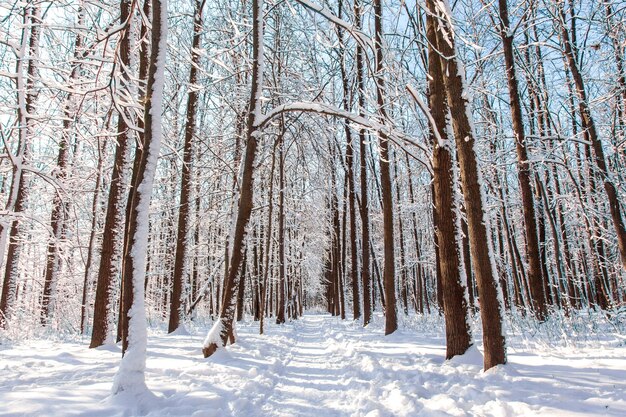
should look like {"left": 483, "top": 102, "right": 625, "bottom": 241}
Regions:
{"left": 373, "top": 0, "right": 397, "bottom": 336}
{"left": 259, "top": 139, "right": 277, "bottom": 334}
{"left": 418, "top": 8, "right": 471, "bottom": 358}
{"left": 203, "top": 0, "right": 264, "bottom": 357}
{"left": 114, "top": 0, "right": 167, "bottom": 389}
{"left": 81, "top": 138, "right": 106, "bottom": 334}
{"left": 90, "top": 0, "right": 134, "bottom": 348}
{"left": 337, "top": 0, "right": 360, "bottom": 321}
{"left": 276, "top": 128, "right": 286, "bottom": 325}
{"left": 405, "top": 153, "right": 424, "bottom": 314}
{"left": 393, "top": 152, "right": 408, "bottom": 315}
{"left": 168, "top": 0, "right": 206, "bottom": 333}
{"left": 428, "top": 0, "right": 506, "bottom": 370}
{"left": 118, "top": 0, "right": 153, "bottom": 344}
{"left": 1, "top": 3, "right": 41, "bottom": 326}
{"left": 41, "top": 6, "right": 85, "bottom": 324}
{"left": 236, "top": 252, "right": 247, "bottom": 321}
{"left": 498, "top": 0, "right": 546, "bottom": 319}
{"left": 354, "top": 0, "right": 371, "bottom": 326}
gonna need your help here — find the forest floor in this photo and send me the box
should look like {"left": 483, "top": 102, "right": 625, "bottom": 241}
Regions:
{"left": 1, "top": 312, "right": 625, "bottom": 417}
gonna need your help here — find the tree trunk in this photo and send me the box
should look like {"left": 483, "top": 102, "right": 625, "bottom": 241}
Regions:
{"left": 354, "top": 0, "right": 371, "bottom": 326}
{"left": 428, "top": 0, "right": 506, "bottom": 371}
{"left": 41, "top": 6, "right": 85, "bottom": 324}
{"left": 203, "top": 0, "right": 264, "bottom": 358}
{"left": 236, "top": 251, "right": 247, "bottom": 321}
{"left": 419, "top": 8, "right": 471, "bottom": 358}
{"left": 393, "top": 152, "right": 408, "bottom": 315}
{"left": 113, "top": 0, "right": 167, "bottom": 394}
{"left": 497, "top": 0, "right": 546, "bottom": 319}
{"left": 81, "top": 138, "right": 106, "bottom": 334}
{"left": 337, "top": 0, "right": 360, "bottom": 321}
{"left": 259, "top": 139, "right": 277, "bottom": 334}
{"left": 90, "top": 0, "right": 134, "bottom": 348}
{"left": 373, "top": 0, "right": 397, "bottom": 336}
{"left": 276, "top": 127, "right": 286, "bottom": 325}
{"left": 168, "top": 0, "right": 206, "bottom": 333}
{"left": 1, "top": 3, "right": 41, "bottom": 326}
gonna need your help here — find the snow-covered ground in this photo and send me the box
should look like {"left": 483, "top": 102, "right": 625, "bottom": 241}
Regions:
{"left": 1, "top": 313, "right": 625, "bottom": 417}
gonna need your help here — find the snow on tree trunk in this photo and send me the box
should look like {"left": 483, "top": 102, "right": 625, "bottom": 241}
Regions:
{"left": 112, "top": 0, "right": 167, "bottom": 396}
{"left": 1, "top": 3, "right": 41, "bottom": 326}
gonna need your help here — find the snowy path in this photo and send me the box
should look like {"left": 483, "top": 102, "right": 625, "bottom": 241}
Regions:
{"left": 1, "top": 314, "right": 625, "bottom": 416}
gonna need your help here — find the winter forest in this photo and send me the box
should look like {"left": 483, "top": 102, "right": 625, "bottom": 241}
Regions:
{"left": 1, "top": 0, "right": 625, "bottom": 415}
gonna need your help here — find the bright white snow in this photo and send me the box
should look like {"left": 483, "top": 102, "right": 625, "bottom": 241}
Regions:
{"left": 1, "top": 313, "right": 625, "bottom": 416}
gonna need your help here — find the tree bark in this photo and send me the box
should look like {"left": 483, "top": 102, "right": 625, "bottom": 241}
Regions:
{"left": 203, "top": 0, "right": 264, "bottom": 358}
{"left": 1, "top": 3, "right": 41, "bottom": 326}
{"left": 420, "top": 8, "right": 472, "bottom": 358}
{"left": 372, "top": 0, "right": 397, "bottom": 336}
{"left": 428, "top": 0, "right": 506, "bottom": 370}
{"left": 90, "top": 0, "right": 134, "bottom": 348}
{"left": 81, "top": 138, "right": 106, "bottom": 334}
{"left": 497, "top": 0, "right": 546, "bottom": 319}
{"left": 276, "top": 127, "right": 286, "bottom": 325}
{"left": 168, "top": 0, "right": 206, "bottom": 333}
{"left": 354, "top": 0, "right": 371, "bottom": 327}
{"left": 113, "top": 0, "right": 167, "bottom": 394}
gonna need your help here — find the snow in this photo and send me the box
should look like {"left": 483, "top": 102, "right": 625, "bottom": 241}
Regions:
{"left": 1, "top": 313, "right": 625, "bottom": 417}
{"left": 202, "top": 318, "right": 224, "bottom": 349}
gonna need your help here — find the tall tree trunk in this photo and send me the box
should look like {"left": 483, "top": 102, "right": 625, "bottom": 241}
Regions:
{"left": 337, "top": 0, "right": 360, "bottom": 321}
{"left": 412, "top": 7, "right": 471, "bottom": 359}
{"left": 427, "top": 0, "right": 506, "bottom": 371}
{"left": 81, "top": 138, "right": 106, "bottom": 334}
{"left": 41, "top": 5, "right": 85, "bottom": 324}
{"left": 354, "top": 0, "right": 371, "bottom": 326}
{"left": 497, "top": 0, "right": 546, "bottom": 319}
{"left": 405, "top": 153, "right": 425, "bottom": 314}
{"left": 237, "top": 252, "right": 247, "bottom": 321}
{"left": 373, "top": 0, "right": 397, "bottom": 336}
{"left": 203, "top": 0, "right": 264, "bottom": 357}
{"left": 90, "top": 0, "right": 134, "bottom": 348}
{"left": 393, "top": 152, "right": 408, "bottom": 315}
{"left": 119, "top": 0, "right": 153, "bottom": 344}
{"left": 259, "top": 139, "right": 277, "bottom": 334}
{"left": 1, "top": 3, "right": 41, "bottom": 326}
{"left": 276, "top": 128, "right": 286, "bottom": 325}
{"left": 168, "top": 0, "right": 206, "bottom": 333}
{"left": 113, "top": 0, "right": 167, "bottom": 394}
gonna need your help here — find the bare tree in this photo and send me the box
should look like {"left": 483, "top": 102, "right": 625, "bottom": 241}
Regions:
{"left": 169, "top": 0, "right": 207, "bottom": 333}
{"left": 427, "top": 0, "right": 506, "bottom": 370}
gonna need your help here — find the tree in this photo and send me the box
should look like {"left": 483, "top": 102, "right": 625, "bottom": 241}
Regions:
{"left": 203, "top": 0, "right": 265, "bottom": 358}
{"left": 90, "top": 0, "right": 135, "bottom": 348}
{"left": 427, "top": 0, "right": 506, "bottom": 370}
{"left": 497, "top": 0, "right": 547, "bottom": 319}
{"left": 407, "top": 1, "right": 472, "bottom": 359}
{"left": 1, "top": 2, "right": 41, "bottom": 326}
{"left": 169, "top": 0, "right": 207, "bottom": 333}
{"left": 555, "top": 1, "right": 626, "bottom": 271}
{"left": 41, "top": 4, "right": 86, "bottom": 324}
{"left": 113, "top": 0, "right": 168, "bottom": 394}
{"left": 354, "top": 0, "right": 371, "bottom": 326}
{"left": 373, "top": 0, "right": 397, "bottom": 336}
